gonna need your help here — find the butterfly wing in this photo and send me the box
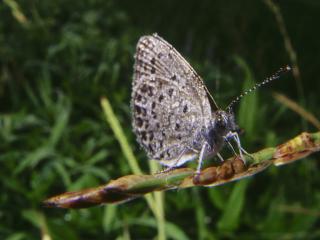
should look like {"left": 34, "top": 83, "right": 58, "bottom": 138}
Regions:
{"left": 132, "top": 34, "right": 214, "bottom": 166}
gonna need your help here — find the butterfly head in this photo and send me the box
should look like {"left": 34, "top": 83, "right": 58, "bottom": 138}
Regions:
{"left": 211, "top": 110, "right": 239, "bottom": 137}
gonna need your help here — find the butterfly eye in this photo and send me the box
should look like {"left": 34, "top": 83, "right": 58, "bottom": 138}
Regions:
{"left": 216, "top": 117, "right": 226, "bottom": 127}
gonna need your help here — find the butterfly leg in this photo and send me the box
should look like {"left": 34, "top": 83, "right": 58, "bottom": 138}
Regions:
{"left": 217, "top": 153, "right": 225, "bottom": 162}
{"left": 224, "top": 137, "right": 238, "bottom": 156}
{"left": 158, "top": 158, "right": 181, "bottom": 174}
{"left": 225, "top": 131, "right": 252, "bottom": 164}
{"left": 158, "top": 147, "right": 197, "bottom": 174}
{"left": 232, "top": 132, "right": 251, "bottom": 155}
{"left": 196, "top": 142, "right": 210, "bottom": 176}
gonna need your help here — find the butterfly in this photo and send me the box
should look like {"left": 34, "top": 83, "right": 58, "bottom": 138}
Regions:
{"left": 131, "top": 33, "right": 290, "bottom": 175}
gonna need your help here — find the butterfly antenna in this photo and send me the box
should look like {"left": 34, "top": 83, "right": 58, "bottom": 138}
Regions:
{"left": 226, "top": 65, "right": 291, "bottom": 112}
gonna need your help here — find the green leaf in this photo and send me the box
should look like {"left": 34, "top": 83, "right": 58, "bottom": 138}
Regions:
{"left": 217, "top": 179, "right": 249, "bottom": 231}
{"left": 103, "top": 205, "right": 118, "bottom": 233}
{"left": 234, "top": 56, "right": 258, "bottom": 139}
{"left": 208, "top": 188, "right": 226, "bottom": 210}
{"left": 127, "top": 217, "right": 190, "bottom": 240}
{"left": 5, "top": 233, "right": 28, "bottom": 240}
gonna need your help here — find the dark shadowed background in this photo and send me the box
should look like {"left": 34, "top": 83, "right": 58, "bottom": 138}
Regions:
{"left": 1, "top": 0, "right": 320, "bottom": 239}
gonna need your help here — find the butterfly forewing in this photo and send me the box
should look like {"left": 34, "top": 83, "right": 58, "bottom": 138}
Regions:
{"left": 131, "top": 34, "right": 213, "bottom": 164}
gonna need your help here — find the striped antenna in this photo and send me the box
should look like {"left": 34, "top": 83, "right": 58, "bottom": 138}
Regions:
{"left": 226, "top": 65, "right": 291, "bottom": 112}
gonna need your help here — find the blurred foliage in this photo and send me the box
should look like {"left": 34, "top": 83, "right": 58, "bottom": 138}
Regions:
{"left": 1, "top": 0, "right": 320, "bottom": 239}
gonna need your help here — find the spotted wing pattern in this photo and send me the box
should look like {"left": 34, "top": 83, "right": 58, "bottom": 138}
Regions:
{"left": 131, "top": 33, "right": 213, "bottom": 165}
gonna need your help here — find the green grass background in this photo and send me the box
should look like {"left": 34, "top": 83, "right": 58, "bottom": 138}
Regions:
{"left": 1, "top": 0, "right": 320, "bottom": 239}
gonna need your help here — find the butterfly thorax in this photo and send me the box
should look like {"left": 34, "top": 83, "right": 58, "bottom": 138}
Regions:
{"left": 192, "top": 110, "right": 238, "bottom": 155}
